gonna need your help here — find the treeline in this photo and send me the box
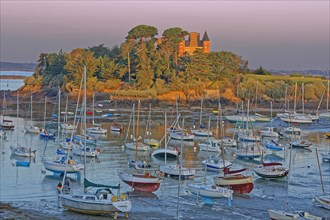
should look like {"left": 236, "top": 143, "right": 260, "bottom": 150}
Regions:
{"left": 22, "top": 24, "right": 328, "bottom": 104}
{"left": 23, "top": 25, "right": 248, "bottom": 101}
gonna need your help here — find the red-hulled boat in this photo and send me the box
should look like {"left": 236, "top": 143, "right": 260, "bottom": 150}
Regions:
{"left": 213, "top": 167, "right": 254, "bottom": 194}
{"left": 118, "top": 172, "right": 161, "bottom": 192}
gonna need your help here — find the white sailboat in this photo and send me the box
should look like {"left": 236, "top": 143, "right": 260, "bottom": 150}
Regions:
{"left": 267, "top": 134, "right": 323, "bottom": 219}
{"left": 43, "top": 90, "right": 83, "bottom": 175}
{"left": 39, "top": 96, "right": 55, "bottom": 139}
{"left": 160, "top": 116, "right": 195, "bottom": 179}
{"left": 11, "top": 92, "right": 36, "bottom": 158}
{"left": 319, "top": 77, "right": 330, "bottom": 119}
{"left": 86, "top": 93, "right": 107, "bottom": 134}
{"left": 313, "top": 149, "right": 330, "bottom": 210}
{"left": 0, "top": 91, "right": 15, "bottom": 130}
{"left": 61, "top": 95, "right": 77, "bottom": 131}
{"left": 123, "top": 103, "right": 150, "bottom": 151}
{"left": 188, "top": 116, "right": 233, "bottom": 203}
{"left": 119, "top": 100, "right": 161, "bottom": 193}
{"left": 152, "top": 112, "right": 179, "bottom": 160}
{"left": 59, "top": 67, "right": 131, "bottom": 218}
{"left": 143, "top": 104, "right": 160, "bottom": 148}
{"left": 191, "top": 99, "right": 213, "bottom": 137}
{"left": 24, "top": 95, "right": 40, "bottom": 134}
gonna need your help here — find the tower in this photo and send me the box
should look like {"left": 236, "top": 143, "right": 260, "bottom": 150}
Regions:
{"left": 202, "top": 31, "right": 210, "bottom": 53}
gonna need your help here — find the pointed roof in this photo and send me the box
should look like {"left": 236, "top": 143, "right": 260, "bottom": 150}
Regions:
{"left": 202, "top": 31, "right": 209, "bottom": 41}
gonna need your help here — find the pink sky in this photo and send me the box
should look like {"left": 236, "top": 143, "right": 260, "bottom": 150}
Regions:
{"left": 0, "top": 0, "right": 329, "bottom": 70}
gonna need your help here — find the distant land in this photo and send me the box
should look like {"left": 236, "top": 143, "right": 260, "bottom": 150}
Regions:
{"left": 0, "top": 61, "right": 37, "bottom": 71}
{"left": 269, "top": 69, "right": 329, "bottom": 77}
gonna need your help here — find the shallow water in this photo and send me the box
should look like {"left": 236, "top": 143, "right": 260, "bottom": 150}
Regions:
{"left": 0, "top": 115, "right": 329, "bottom": 219}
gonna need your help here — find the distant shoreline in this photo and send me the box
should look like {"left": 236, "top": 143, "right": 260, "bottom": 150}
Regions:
{"left": 0, "top": 75, "right": 27, "bottom": 80}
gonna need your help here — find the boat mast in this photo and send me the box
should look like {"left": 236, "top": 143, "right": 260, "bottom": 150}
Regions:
{"left": 83, "top": 66, "right": 87, "bottom": 181}
{"left": 270, "top": 101, "right": 273, "bottom": 126}
{"left": 16, "top": 91, "right": 19, "bottom": 146}
{"left": 315, "top": 148, "right": 325, "bottom": 195}
{"left": 164, "top": 111, "right": 167, "bottom": 165}
{"left": 92, "top": 92, "right": 95, "bottom": 125}
{"left": 204, "top": 117, "right": 211, "bottom": 184}
{"left": 302, "top": 83, "right": 304, "bottom": 114}
{"left": 65, "top": 95, "right": 68, "bottom": 125}
{"left": 199, "top": 98, "right": 203, "bottom": 127}
{"left": 220, "top": 103, "right": 226, "bottom": 176}
{"left": 293, "top": 83, "right": 297, "bottom": 113}
{"left": 30, "top": 95, "right": 33, "bottom": 126}
{"left": 285, "top": 86, "right": 288, "bottom": 111}
{"left": 43, "top": 96, "right": 47, "bottom": 130}
{"left": 255, "top": 81, "right": 258, "bottom": 114}
{"left": 57, "top": 89, "right": 61, "bottom": 147}
{"left": 327, "top": 78, "right": 329, "bottom": 112}
{"left": 135, "top": 100, "right": 141, "bottom": 162}
{"left": 176, "top": 117, "right": 184, "bottom": 220}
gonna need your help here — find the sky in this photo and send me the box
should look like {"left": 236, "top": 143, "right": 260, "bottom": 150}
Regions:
{"left": 0, "top": 0, "right": 329, "bottom": 70}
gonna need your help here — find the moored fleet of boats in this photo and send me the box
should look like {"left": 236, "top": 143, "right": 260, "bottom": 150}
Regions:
{"left": 1, "top": 81, "right": 329, "bottom": 219}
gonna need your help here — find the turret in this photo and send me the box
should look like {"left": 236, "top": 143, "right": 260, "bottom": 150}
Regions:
{"left": 202, "top": 31, "right": 210, "bottom": 53}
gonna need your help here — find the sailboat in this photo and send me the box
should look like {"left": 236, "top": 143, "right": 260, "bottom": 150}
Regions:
{"left": 213, "top": 103, "right": 254, "bottom": 194}
{"left": 151, "top": 112, "right": 179, "bottom": 160}
{"left": 0, "top": 91, "right": 15, "bottom": 130}
{"left": 159, "top": 114, "right": 195, "bottom": 179}
{"left": 59, "top": 67, "right": 131, "bottom": 218}
{"left": 253, "top": 82, "right": 271, "bottom": 122}
{"left": 10, "top": 91, "right": 36, "bottom": 158}
{"left": 313, "top": 148, "right": 330, "bottom": 210}
{"left": 319, "top": 76, "right": 330, "bottom": 119}
{"left": 279, "top": 83, "right": 312, "bottom": 124}
{"left": 143, "top": 104, "right": 160, "bottom": 148}
{"left": 110, "top": 100, "right": 124, "bottom": 132}
{"left": 188, "top": 115, "right": 233, "bottom": 202}
{"left": 191, "top": 98, "right": 213, "bottom": 137}
{"left": 39, "top": 96, "right": 55, "bottom": 139}
{"left": 123, "top": 103, "right": 150, "bottom": 151}
{"left": 268, "top": 148, "right": 323, "bottom": 219}
{"left": 119, "top": 100, "right": 161, "bottom": 193}
{"left": 42, "top": 89, "right": 83, "bottom": 174}
{"left": 24, "top": 95, "right": 40, "bottom": 134}
{"left": 254, "top": 138, "right": 289, "bottom": 179}
{"left": 86, "top": 93, "right": 107, "bottom": 134}
{"left": 61, "top": 95, "right": 77, "bottom": 131}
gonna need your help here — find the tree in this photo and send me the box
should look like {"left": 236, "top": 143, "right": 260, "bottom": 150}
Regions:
{"left": 97, "top": 56, "right": 120, "bottom": 80}
{"left": 264, "top": 81, "right": 287, "bottom": 101}
{"left": 126, "top": 24, "right": 158, "bottom": 43}
{"left": 88, "top": 44, "right": 111, "bottom": 58}
{"left": 41, "top": 50, "right": 67, "bottom": 88}
{"left": 65, "top": 48, "right": 98, "bottom": 89}
{"left": 253, "top": 66, "right": 270, "bottom": 75}
{"left": 135, "top": 42, "right": 154, "bottom": 89}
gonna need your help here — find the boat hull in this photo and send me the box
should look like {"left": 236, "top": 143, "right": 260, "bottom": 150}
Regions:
{"left": 314, "top": 195, "right": 330, "bottom": 210}
{"left": 254, "top": 166, "right": 289, "bottom": 179}
{"left": 43, "top": 160, "right": 84, "bottom": 174}
{"left": 214, "top": 175, "right": 254, "bottom": 194}
{"left": 118, "top": 173, "right": 160, "bottom": 192}
{"left": 159, "top": 165, "right": 195, "bottom": 179}
{"left": 59, "top": 195, "right": 131, "bottom": 214}
{"left": 125, "top": 142, "right": 150, "bottom": 151}
{"left": 151, "top": 149, "right": 178, "bottom": 159}
{"left": 188, "top": 183, "right": 233, "bottom": 198}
